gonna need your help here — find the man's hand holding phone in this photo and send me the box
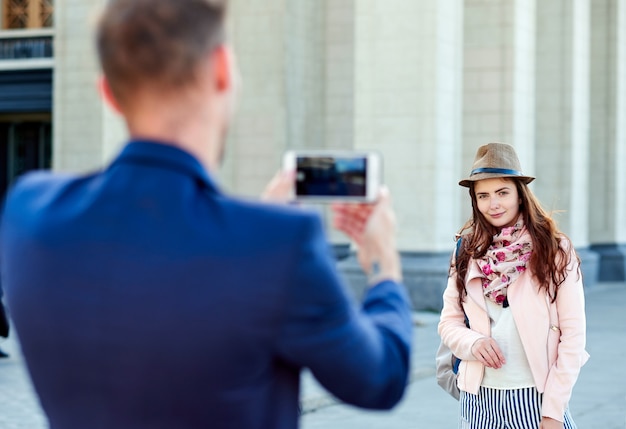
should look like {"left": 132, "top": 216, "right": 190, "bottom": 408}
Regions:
{"left": 282, "top": 150, "right": 381, "bottom": 203}
{"left": 261, "top": 170, "right": 295, "bottom": 203}
{"left": 262, "top": 150, "right": 401, "bottom": 285}
{"left": 264, "top": 150, "right": 382, "bottom": 204}
{"left": 332, "top": 187, "right": 402, "bottom": 285}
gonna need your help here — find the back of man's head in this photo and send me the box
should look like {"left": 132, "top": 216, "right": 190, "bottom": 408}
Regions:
{"left": 97, "top": 0, "right": 227, "bottom": 103}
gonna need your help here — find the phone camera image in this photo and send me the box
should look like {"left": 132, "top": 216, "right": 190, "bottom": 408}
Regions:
{"left": 296, "top": 156, "right": 367, "bottom": 197}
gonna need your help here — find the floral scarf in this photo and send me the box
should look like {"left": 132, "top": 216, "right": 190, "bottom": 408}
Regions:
{"left": 475, "top": 217, "right": 533, "bottom": 305}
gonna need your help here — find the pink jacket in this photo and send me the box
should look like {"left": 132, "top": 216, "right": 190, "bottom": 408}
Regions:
{"left": 438, "top": 240, "right": 589, "bottom": 422}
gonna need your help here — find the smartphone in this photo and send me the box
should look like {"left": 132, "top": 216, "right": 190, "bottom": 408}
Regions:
{"left": 282, "top": 150, "right": 382, "bottom": 202}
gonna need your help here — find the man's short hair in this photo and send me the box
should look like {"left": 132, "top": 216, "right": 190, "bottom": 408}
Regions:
{"left": 97, "top": 0, "right": 227, "bottom": 101}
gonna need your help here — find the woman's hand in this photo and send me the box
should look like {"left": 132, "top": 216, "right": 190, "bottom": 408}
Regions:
{"left": 539, "top": 416, "right": 564, "bottom": 429}
{"left": 471, "top": 337, "right": 506, "bottom": 369}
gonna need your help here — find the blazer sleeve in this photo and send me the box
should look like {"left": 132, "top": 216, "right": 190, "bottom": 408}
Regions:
{"left": 274, "top": 214, "right": 413, "bottom": 410}
{"left": 541, "top": 241, "right": 589, "bottom": 421}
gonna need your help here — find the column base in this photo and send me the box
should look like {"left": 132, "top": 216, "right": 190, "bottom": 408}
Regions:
{"left": 589, "top": 244, "right": 626, "bottom": 282}
{"left": 576, "top": 247, "right": 600, "bottom": 287}
{"left": 337, "top": 252, "right": 452, "bottom": 312}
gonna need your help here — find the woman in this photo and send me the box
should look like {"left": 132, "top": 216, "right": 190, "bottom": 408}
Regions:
{"left": 438, "top": 143, "right": 589, "bottom": 429}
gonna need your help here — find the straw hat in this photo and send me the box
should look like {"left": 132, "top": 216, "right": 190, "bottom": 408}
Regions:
{"left": 459, "top": 142, "right": 535, "bottom": 187}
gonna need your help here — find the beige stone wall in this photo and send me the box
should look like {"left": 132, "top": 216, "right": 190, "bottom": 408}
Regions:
{"left": 284, "top": 0, "right": 326, "bottom": 151}
{"left": 324, "top": 0, "right": 355, "bottom": 151}
{"left": 41, "top": 0, "right": 625, "bottom": 252}
{"left": 223, "top": 0, "right": 327, "bottom": 197}
{"left": 220, "top": 0, "right": 289, "bottom": 196}
{"left": 351, "top": 0, "right": 463, "bottom": 251}
{"left": 52, "top": 1, "right": 125, "bottom": 173}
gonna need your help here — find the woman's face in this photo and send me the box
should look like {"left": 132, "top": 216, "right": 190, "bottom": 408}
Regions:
{"left": 474, "top": 178, "right": 521, "bottom": 229}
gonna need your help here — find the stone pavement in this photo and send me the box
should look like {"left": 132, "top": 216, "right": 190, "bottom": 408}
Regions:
{"left": 0, "top": 332, "right": 46, "bottom": 429}
{"left": 1, "top": 282, "right": 624, "bottom": 428}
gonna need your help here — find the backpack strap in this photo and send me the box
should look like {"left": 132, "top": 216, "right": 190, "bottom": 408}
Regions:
{"left": 455, "top": 236, "right": 462, "bottom": 264}
{"left": 454, "top": 236, "right": 470, "bottom": 329}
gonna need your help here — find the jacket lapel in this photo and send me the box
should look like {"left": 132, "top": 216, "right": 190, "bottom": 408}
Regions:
{"left": 465, "top": 260, "right": 487, "bottom": 312}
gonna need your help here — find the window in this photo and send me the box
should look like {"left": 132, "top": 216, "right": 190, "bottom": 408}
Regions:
{"left": 3, "top": 0, "right": 53, "bottom": 30}
{"left": 0, "top": 117, "right": 52, "bottom": 201}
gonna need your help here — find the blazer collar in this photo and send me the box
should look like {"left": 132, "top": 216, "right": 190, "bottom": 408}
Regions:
{"left": 111, "top": 140, "right": 221, "bottom": 195}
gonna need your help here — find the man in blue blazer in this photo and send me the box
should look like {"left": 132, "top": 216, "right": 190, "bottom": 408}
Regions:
{"left": 0, "top": 1, "right": 413, "bottom": 428}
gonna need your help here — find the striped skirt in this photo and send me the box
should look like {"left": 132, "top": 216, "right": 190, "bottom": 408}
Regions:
{"left": 459, "top": 387, "right": 577, "bottom": 429}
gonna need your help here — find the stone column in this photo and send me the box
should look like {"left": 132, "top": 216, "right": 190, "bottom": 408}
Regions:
{"left": 535, "top": 0, "right": 591, "bottom": 245}
{"left": 324, "top": 0, "right": 356, "bottom": 151}
{"left": 352, "top": 0, "right": 463, "bottom": 253}
{"left": 223, "top": 0, "right": 287, "bottom": 195}
{"left": 589, "top": 0, "right": 626, "bottom": 280}
{"left": 333, "top": 0, "right": 463, "bottom": 310}
{"left": 284, "top": 1, "right": 326, "bottom": 152}
{"left": 224, "top": 0, "right": 326, "bottom": 197}
{"left": 461, "top": 0, "right": 536, "bottom": 218}
{"left": 616, "top": 0, "right": 626, "bottom": 247}
{"left": 462, "top": 0, "right": 537, "bottom": 167}
{"left": 569, "top": 0, "right": 591, "bottom": 247}
{"left": 535, "top": 0, "right": 598, "bottom": 283}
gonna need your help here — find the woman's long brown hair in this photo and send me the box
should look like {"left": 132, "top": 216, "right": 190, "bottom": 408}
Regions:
{"left": 452, "top": 178, "right": 580, "bottom": 308}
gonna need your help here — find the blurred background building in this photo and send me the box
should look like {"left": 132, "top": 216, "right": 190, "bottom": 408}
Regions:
{"left": 1, "top": 0, "right": 624, "bottom": 309}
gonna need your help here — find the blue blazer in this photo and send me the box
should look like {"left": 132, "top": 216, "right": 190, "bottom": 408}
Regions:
{"left": 0, "top": 141, "right": 412, "bottom": 429}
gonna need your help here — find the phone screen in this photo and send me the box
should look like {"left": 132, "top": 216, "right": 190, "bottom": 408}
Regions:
{"left": 295, "top": 156, "right": 367, "bottom": 197}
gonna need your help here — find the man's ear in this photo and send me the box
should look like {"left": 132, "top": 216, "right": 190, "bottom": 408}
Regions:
{"left": 97, "top": 76, "right": 123, "bottom": 114}
{"left": 211, "top": 45, "right": 233, "bottom": 92}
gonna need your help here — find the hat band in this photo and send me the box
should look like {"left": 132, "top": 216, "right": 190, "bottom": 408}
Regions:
{"left": 470, "top": 167, "right": 524, "bottom": 177}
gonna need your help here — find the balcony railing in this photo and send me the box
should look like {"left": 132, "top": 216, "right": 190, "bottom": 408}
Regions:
{"left": 0, "top": 35, "right": 51, "bottom": 59}
{"left": 0, "top": 28, "right": 53, "bottom": 69}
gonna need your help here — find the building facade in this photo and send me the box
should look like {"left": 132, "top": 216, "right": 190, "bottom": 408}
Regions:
{"left": 1, "top": 0, "right": 624, "bottom": 309}
{"left": 0, "top": 0, "right": 54, "bottom": 200}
